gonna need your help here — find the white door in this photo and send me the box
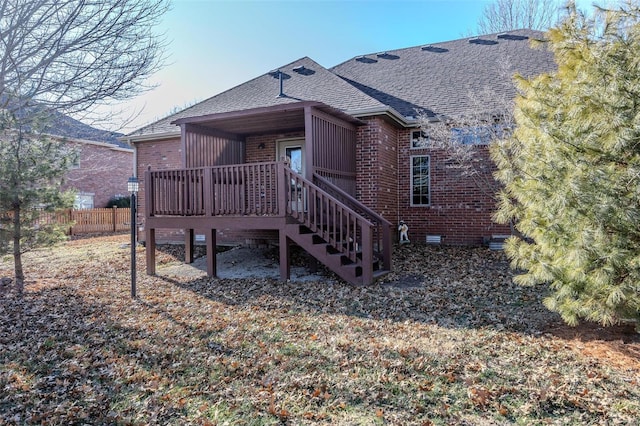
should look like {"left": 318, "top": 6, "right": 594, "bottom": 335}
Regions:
{"left": 277, "top": 138, "right": 304, "bottom": 176}
{"left": 277, "top": 139, "right": 305, "bottom": 211}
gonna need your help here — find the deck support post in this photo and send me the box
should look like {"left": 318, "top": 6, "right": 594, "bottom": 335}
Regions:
{"left": 279, "top": 230, "right": 290, "bottom": 281}
{"left": 308, "top": 254, "right": 318, "bottom": 274}
{"left": 206, "top": 229, "right": 217, "bottom": 278}
{"left": 185, "top": 229, "right": 194, "bottom": 264}
{"left": 146, "top": 228, "right": 156, "bottom": 275}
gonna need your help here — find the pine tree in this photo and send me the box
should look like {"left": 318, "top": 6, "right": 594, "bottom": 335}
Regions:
{"left": 0, "top": 112, "right": 76, "bottom": 292}
{"left": 492, "top": 1, "right": 640, "bottom": 326}
{"left": 0, "top": 0, "right": 168, "bottom": 292}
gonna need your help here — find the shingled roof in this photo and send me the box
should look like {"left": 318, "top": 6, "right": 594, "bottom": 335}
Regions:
{"left": 127, "top": 29, "right": 555, "bottom": 138}
{"left": 128, "top": 57, "right": 386, "bottom": 137}
{"left": 332, "top": 29, "right": 554, "bottom": 119}
{"left": 48, "top": 111, "right": 127, "bottom": 148}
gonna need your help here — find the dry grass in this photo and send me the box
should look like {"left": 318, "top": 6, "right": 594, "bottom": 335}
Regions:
{"left": 0, "top": 235, "right": 638, "bottom": 425}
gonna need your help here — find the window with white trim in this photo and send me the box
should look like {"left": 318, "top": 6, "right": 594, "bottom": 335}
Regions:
{"left": 74, "top": 192, "right": 94, "bottom": 209}
{"left": 411, "top": 155, "right": 430, "bottom": 206}
{"left": 450, "top": 126, "right": 491, "bottom": 145}
{"left": 410, "top": 129, "right": 429, "bottom": 148}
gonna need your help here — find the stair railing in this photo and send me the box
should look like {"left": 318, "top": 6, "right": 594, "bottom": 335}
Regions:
{"left": 313, "top": 173, "right": 392, "bottom": 272}
{"left": 280, "top": 163, "right": 376, "bottom": 284}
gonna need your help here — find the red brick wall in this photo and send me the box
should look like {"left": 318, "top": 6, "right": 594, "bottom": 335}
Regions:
{"left": 135, "top": 137, "right": 183, "bottom": 243}
{"left": 245, "top": 131, "right": 304, "bottom": 163}
{"left": 397, "top": 129, "right": 510, "bottom": 245}
{"left": 355, "top": 117, "right": 399, "bottom": 224}
{"left": 62, "top": 141, "right": 133, "bottom": 208}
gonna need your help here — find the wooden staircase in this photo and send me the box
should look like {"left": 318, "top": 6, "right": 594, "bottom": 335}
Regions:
{"left": 285, "top": 224, "right": 389, "bottom": 285}
{"left": 282, "top": 168, "right": 392, "bottom": 285}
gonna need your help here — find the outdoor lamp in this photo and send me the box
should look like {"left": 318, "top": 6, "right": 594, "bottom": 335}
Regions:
{"left": 127, "top": 176, "right": 139, "bottom": 193}
{"left": 128, "top": 176, "right": 139, "bottom": 298}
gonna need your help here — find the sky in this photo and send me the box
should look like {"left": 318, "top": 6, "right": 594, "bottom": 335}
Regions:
{"left": 114, "top": 0, "right": 594, "bottom": 134}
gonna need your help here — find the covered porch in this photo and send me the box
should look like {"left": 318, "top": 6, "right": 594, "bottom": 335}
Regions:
{"left": 142, "top": 101, "right": 393, "bottom": 285}
{"left": 174, "top": 101, "right": 360, "bottom": 193}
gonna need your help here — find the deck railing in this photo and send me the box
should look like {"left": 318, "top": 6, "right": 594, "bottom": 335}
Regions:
{"left": 146, "top": 162, "right": 383, "bottom": 282}
{"left": 146, "top": 162, "right": 281, "bottom": 217}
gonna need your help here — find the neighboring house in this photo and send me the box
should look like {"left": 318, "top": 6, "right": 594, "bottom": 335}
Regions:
{"left": 122, "top": 29, "right": 555, "bottom": 285}
{"left": 62, "top": 137, "right": 133, "bottom": 209}
{"left": 50, "top": 114, "right": 133, "bottom": 209}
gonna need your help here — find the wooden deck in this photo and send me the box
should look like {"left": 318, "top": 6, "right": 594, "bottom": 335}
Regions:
{"left": 144, "top": 161, "right": 393, "bottom": 285}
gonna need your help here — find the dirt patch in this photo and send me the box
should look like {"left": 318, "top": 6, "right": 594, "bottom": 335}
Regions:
{"left": 545, "top": 321, "right": 640, "bottom": 373}
{"left": 155, "top": 244, "right": 330, "bottom": 283}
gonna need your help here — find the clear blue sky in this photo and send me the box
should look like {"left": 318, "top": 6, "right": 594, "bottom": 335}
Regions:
{"left": 118, "top": 0, "right": 594, "bottom": 133}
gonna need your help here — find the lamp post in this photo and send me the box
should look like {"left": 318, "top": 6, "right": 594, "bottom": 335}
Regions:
{"left": 128, "top": 176, "right": 139, "bottom": 298}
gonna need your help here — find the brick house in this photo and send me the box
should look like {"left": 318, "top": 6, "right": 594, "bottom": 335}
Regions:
{"left": 50, "top": 114, "right": 133, "bottom": 209}
{"left": 123, "top": 29, "right": 555, "bottom": 285}
{"left": 61, "top": 137, "right": 133, "bottom": 208}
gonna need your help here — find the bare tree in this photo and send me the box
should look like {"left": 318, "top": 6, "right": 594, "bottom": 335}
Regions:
{"left": 0, "top": 0, "right": 169, "bottom": 292}
{"left": 418, "top": 56, "right": 517, "bottom": 203}
{"left": 0, "top": 0, "right": 168, "bottom": 120}
{"left": 477, "top": 0, "right": 563, "bottom": 33}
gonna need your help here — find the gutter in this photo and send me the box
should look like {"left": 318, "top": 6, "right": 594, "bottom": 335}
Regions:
{"left": 346, "top": 106, "right": 421, "bottom": 128}
{"left": 119, "top": 130, "right": 181, "bottom": 145}
{"left": 44, "top": 133, "right": 134, "bottom": 152}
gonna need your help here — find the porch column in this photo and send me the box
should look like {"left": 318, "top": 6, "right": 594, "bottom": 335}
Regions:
{"left": 146, "top": 228, "right": 156, "bottom": 275}
{"left": 206, "top": 229, "right": 217, "bottom": 278}
{"left": 185, "top": 229, "right": 194, "bottom": 264}
{"left": 279, "top": 230, "right": 290, "bottom": 281}
{"left": 304, "top": 106, "right": 314, "bottom": 181}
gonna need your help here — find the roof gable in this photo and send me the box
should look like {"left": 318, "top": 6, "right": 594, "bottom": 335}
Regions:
{"left": 129, "top": 57, "right": 385, "bottom": 136}
{"left": 128, "top": 29, "right": 556, "bottom": 138}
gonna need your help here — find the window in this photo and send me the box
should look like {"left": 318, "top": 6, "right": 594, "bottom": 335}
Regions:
{"left": 411, "top": 155, "right": 430, "bottom": 206}
{"left": 450, "top": 124, "right": 512, "bottom": 145}
{"left": 69, "top": 155, "right": 80, "bottom": 169}
{"left": 410, "top": 129, "right": 429, "bottom": 148}
{"left": 451, "top": 126, "right": 491, "bottom": 145}
{"left": 74, "top": 192, "right": 94, "bottom": 210}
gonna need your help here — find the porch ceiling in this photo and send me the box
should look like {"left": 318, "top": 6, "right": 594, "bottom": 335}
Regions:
{"left": 172, "top": 101, "right": 362, "bottom": 136}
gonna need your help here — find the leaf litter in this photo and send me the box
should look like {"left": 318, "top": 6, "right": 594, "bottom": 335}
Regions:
{"left": 0, "top": 235, "right": 638, "bottom": 425}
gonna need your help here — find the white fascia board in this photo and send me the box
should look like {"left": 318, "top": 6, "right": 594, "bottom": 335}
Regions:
{"left": 119, "top": 130, "right": 181, "bottom": 144}
{"left": 346, "top": 106, "right": 419, "bottom": 127}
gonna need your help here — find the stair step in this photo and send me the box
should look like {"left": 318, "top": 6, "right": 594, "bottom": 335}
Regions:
{"left": 330, "top": 252, "right": 355, "bottom": 266}
{"left": 343, "top": 263, "right": 363, "bottom": 277}
{"left": 326, "top": 245, "right": 340, "bottom": 255}
{"left": 285, "top": 223, "right": 387, "bottom": 286}
{"left": 312, "top": 235, "right": 327, "bottom": 245}
{"left": 373, "top": 269, "right": 390, "bottom": 280}
{"left": 298, "top": 225, "right": 314, "bottom": 235}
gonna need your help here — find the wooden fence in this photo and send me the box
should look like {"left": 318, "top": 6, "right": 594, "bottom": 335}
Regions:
{"left": 38, "top": 207, "right": 131, "bottom": 235}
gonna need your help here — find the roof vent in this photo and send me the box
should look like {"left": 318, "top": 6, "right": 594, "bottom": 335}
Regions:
{"left": 356, "top": 56, "right": 377, "bottom": 64}
{"left": 269, "top": 70, "right": 291, "bottom": 79}
{"left": 421, "top": 45, "right": 449, "bottom": 53}
{"left": 376, "top": 52, "right": 400, "bottom": 60}
{"left": 292, "top": 65, "right": 315, "bottom": 76}
{"left": 269, "top": 70, "right": 291, "bottom": 98}
{"left": 497, "top": 33, "right": 529, "bottom": 41}
{"left": 469, "top": 37, "right": 499, "bottom": 45}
